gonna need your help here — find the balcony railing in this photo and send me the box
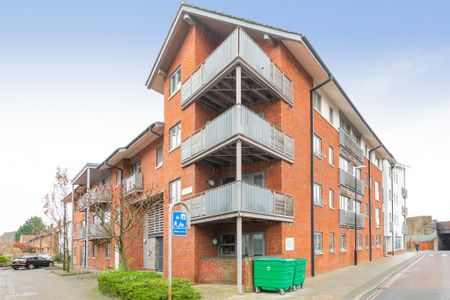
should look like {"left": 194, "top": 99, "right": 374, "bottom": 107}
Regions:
{"left": 122, "top": 173, "right": 143, "bottom": 195}
{"left": 339, "top": 128, "right": 365, "bottom": 163}
{"left": 78, "top": 224, "right": 110, "bottom": 240}
{"left": 402, "top": 187, "right": 408, "bottom": 199}
{"left": 187, "top": 181, "right": 294, "bottom": 222}
{"left": 79, "top": 187, "right": 112, "bottom": 210}
{"left": 339, "top": 168, "right": 365, "bottom": 195}
{"left": 402, "top": 206, "right": 408, "bottom": 216}
{"left": 389, "top": 222, "right": 394, "bottom": 233}
{"left": 181, "top": 105, "right": 294, "bottom": 164}
{"left": 402, "top": 224, "right": 408, "bottom": 234}
{"left": 181, "top": 27, "right": 293, "bottom": 106}
{"left": 338, "top": 209, "right": 365, "bottom": 229}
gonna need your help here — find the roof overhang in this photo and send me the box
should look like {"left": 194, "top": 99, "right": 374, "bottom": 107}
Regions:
{"left": 145, "top": 3, "right": 395, "bottom": 162}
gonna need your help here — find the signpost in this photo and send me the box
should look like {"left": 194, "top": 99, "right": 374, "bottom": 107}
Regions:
{"left": 168, "top": 201, "right": 190, "bottom": 300}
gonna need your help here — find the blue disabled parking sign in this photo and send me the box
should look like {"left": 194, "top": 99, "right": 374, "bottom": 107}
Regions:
{"left": 172, "top": 211, "right": 187, "bottom": 236}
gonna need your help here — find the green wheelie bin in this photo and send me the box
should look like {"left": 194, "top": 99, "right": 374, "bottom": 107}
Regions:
{"left": 291, "top": 258, "right": 307, "bottom": 291}
{"left": 253, "top": 257, "right": 296, "bottom": 295}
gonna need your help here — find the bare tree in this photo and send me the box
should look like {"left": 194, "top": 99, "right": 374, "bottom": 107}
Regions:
{"left": 83, "top": 182, "right": 161, "bottom": 271}
{"left": 43, "top": 167, "right": 71, "bottom": 272}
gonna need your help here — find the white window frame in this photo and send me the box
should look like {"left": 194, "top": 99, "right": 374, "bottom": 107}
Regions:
{"left": 313, "top": 134, "right": 322, "bottom": 157}
{"left": 357, "top": 234, "right": 362, "bottom": 250}
{"left": 313, "top": 93, "right": 322, "bottom": 113}
{"left": 314, "top": 232, "right": 323, "bottom": 255}
{"left": 169, "top": 123, "right": 181, "bottom": 150}
{"left": 328, "top": 146, "right": 334, "bottom": 166}
{"left": 169, "top": 178, "right": 181, "bottom": 203}
{"left": 329, "top": 232, "right": 335, "bottom": 252}
{"left": 92, "top": 244, "right": 97, "bottom": 258}
{"left": 105, "top": 242, "right": 111, "bottom": 259}
{"left": 313, "top": 183, "right": 323, "bottom": 206}
{"left": 375, "top": 208, "right": 380, "bottom": 227}
{"left": 375, "top": 181, "right": 380, "bottom": 201}
{"left": 329, "top": 106, "right": 334, "bottom": 124}
{"left": 376, "top": 235, "right": 381, "bottom": 248}
{"left": 329, "top": 189, "right": 334, "bottom": 209}
{"left": 340, "top": 233, "right": 346, "bottom": 251}
{"left": 169, "top": 67, "right": 181, "bottom": 96}
{"left": 156, "top": 145, "right": 163, "bottom": 168}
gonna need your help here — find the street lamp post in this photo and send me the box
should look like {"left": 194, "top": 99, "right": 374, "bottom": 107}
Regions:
{"left": 354, "top": 165, "right": 365, "bottom": 266}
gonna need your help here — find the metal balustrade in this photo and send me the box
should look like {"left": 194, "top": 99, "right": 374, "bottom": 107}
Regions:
{"left": 181, "top": 27, "right": 293, "bottom": 106}
{"left": 402, "top": 224, "right": 408, "bottom": 234}
{"left": 401, "top": 187, "right": 408, "bottom": 199}
{"left": 79, "top": 187, "right": 112, "bottom": 210}
{"left": 339, "top": 168, "right": 365, "bottom": 195}
{"left": 78, "top": 224, "right": 110, "bottom": 240}
{"left": 122, "top": 173, "right": 143, "bottom": 195}
{"left": 402, "top": 206, "right": 408, "bottom": 216}
{"left": 181, "top": 105, "right": 294, "bottom": 164}
{"left": 338, "top": 209, "right": 365, "bottom": 229}
{"left": 187, "top": 181, "right": 294, "bottom": 222}
{"left": 339, "top": 128, "right": 365, "bottom": 163}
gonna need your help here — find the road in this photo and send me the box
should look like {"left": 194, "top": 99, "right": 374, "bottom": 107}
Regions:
{"left": 365, "top": 251, "right": 450, "bottom": 300}
{"left": 0, "top": 268, "right": 108, "bottom": 300}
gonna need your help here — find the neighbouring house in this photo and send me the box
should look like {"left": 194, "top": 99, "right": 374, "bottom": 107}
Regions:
{"left": 0, "top": 231, "right": 16, "bottom": 255}
{"left": 68, "top": 2, "right": 408, "bottom": 292}
{"left": 26, "top": 230, "right": 58, "bottom": 256}
{"left": 19, "top": 235, "right": 39, "bottom": 244}
{"left": 382, "top": 162, "right": 409, "bottom": 255}
{"left": 406, "top": 216, "right": 437, "bottom": 251}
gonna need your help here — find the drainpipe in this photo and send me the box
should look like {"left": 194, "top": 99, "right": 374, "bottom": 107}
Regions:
{"left": 310, "top": 77, "right": 332, "bottom": 277}
{"left": 368, "top": 145, "right": 381, "bottom": 261}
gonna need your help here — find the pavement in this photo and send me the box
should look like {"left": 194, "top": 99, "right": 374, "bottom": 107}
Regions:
{"left": 196, "top": 251, "right": 424, "bottom": 299}
{"left": 0, "top": 267, "right": 108, "bottom": 300}
{"left": 362, "top": 251, "right": 450, "bottom": 300}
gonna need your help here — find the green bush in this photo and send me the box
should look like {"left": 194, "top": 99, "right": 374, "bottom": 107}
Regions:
{"left": 0, "top": 255, "right": 11, "bottom": 266}
{"left": 52, "top": 253, "right": 63, "bottom": 263}
{"left": 98, "top": 271, "right": 201, "bottom": 300}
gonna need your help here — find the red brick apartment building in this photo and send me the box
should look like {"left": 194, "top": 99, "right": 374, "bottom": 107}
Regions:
{"left": 70, "top": 3, "right": 396, "bottom": 291}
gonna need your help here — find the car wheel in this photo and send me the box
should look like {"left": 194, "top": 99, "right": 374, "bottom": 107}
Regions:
{"left": 27, "top": 264, "right": 35, "bottom": 270}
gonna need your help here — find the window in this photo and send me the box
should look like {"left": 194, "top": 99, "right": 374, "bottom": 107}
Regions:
{"left": 314, "top": 232, "right": 323, "bottom": 254}
{"left": 375, "top": 208, "right": 380, "bottom": 227}
{"left": 376, "top": 235, "right": 381, "bottom": 248}
{"left": 169, "top": 67, "right": 181, "bottom": 96}
{"left": 328, "top": 146, "right": 334, "bottom": 166}
{"left": 365, "top": 235, "right": 369, "bottom": 249}
{"left": 375, "top": 181, "right": 380, "bottom": 201}
{"left": 116, "top": 170, "right": 122, "bottom": 186}
{"left": 395, "top": 237, "right": 402, "bottom": 250}
{"left": 313, "top": 183, "right": 322, "bottom": 205}
{"left": 101, "top": 176, "right": 110, "bottom": 186}
{"left": 156, "top": 146, "right": 163, "bottom": 168}
{"left": 243, "top": 172, "right": 265, "bottom": 187}
{"left": 169, "top": 179, "right": 181, "bottom": 203}
{"left": 329, "top": 189, "right": 334, "bottom": 209}
{"left": 340, "top": 195, "right": 350, "bottom": 211}
{"left": 329, "top": 233, "right": 335, "bottom": 252}
{"left": 329, "top": 107, "right": 334, "bottom": 124}
{"left": 93, "top": 215, "right": 101, "bottom": 225}
{"left": 313, "top": 93, "right": 322, "bottom": 112}
{"left": 169, "top": 123, "right": 181, "bottom": 150}
{"left": 92, "top": 245, "right": 97, "bottom": 258}
{"left": 243, "top": 233, "right": 265, "bottom": 257}
{"left": 105, "top": 242, "right": 111, "bottom": 258}
{"left": 130, "top": 161, "right": 141, "bottom": 176}
{"left": 339, "top": 156, "right": 350, "bottom": 172}
{"left": 340, "top": 234, "right": 346, "bottom": 251}
{"left": 374, "top": 156, "right": 380, "bottom": 168}
{"left": 357, "top": 234, "right": 362, "bottom": 250}
{"left": 104, "top": 211, "right": 111, "bottom": 224}
{"left": 219, "top": 234, "right": 235, "bottom": 256}
{"left": 313, "top": 135, "right": 322, "bottom": 157}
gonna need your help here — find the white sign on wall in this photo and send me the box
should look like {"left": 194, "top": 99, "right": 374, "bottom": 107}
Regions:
{"left": 285, "top": 237, "right": 295, "bottom": 251}
{"left": 181, "top": 186, "right": 193, "bottom": 196}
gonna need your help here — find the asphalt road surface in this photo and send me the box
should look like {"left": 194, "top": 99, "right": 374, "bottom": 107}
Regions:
{"left": 0, "top": 267, "right": 108, "bottom": 300}
{"left": 365, "top": 251, "right": 450, "bottom": 300}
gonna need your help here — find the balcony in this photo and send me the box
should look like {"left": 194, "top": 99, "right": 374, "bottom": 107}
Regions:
{"left": 181, "top": 105, "right": 294, "bottom": 166}
{"left": 122, "top": 173, "right": 143, "bottom": 195}
{"left": 181, "top": 27, "right": 293, "bottom": 108}
{"left": 402, "top": 206, "right": 408, "bottom": 216}
{"left": 78, "top": 224, "right": 110, "bottom": 240}
{"left": 338, "top": 209, "right": 365, "bottom": 229}
{"left": 339, "top": 128, "right": 365, "bottom": 163}
{"left": 402, "top": 187, "right": 408, "bottom": 199}
{"left": 79, "top": 187, "right": 112, "bottom": 210}
{"left": 186, "top": 181, "right": 294, "bottom": 224}
{"left": 389, "top": 222, "right": 394, "bottom": 233}
{"left": 339, "top": 168, "right": 365, "bottom": 195}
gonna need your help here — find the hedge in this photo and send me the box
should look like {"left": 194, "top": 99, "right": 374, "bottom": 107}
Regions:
{"left": 97, "top": 271, "right": 201, "bottom": 300}
{"left": 0, "top": 256, "right": 11, "bottom": 267}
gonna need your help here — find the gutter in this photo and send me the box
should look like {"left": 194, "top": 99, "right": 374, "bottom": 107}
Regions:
{"left": 310, "top": 76, "right": 332, "bottom": 277}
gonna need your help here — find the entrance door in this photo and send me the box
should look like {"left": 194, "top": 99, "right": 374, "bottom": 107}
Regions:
{"left": 157, "top": 238, "right": 163, "bottom": 272}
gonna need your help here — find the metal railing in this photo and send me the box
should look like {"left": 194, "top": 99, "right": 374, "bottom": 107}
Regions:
{"left": 122, "top": 173, "right": 143, "bottom": 195}
{"left": 187, "top": 181, "right": 294, "bottom": 221}
{"left": 181, "top": 105, "right": 294, "bottom": 163}
{"left": 339, "top": 128, "right": 365, "bottom": 163}
{"left": 181, "top": 27, "right": 293, "bottom": 106}
{"left": 78, "top": 224, "right": 110, "bottom": 240}
{"left": 402, "top": 187, "right": 408, "bottom": 199}
{"left": 338, "top": 209, "right": 365, "bottom": 229}
{"left": 402, "top": 206, "right": 408, "bottom": 216}
{"left": 79, "top": 187, "right": 112, "bottom": 209}
{"left": 339, "top": 168, "right": 365, "bottom": 195}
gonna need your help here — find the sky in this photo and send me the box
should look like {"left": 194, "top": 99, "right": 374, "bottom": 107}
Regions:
{"left": 1, "top": 0, "right": 450, "bottom": 233}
